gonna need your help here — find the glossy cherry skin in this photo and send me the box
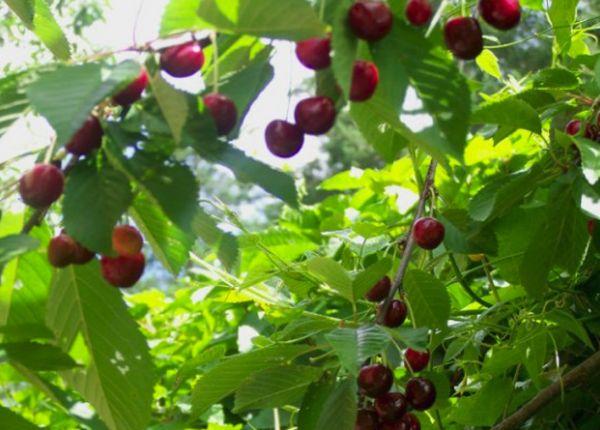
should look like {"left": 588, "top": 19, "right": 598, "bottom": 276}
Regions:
{"left": 413, "top": 217, "right": 445, "bottom": 250}
{"left": 48, "top": 234, "right": 77, "bottom": 268}
{"left": 294, "top": 96, "right": 336, "bottom": 135}
{"left": 374, "top": 392, "right": 408, "bottom": 422}
{"left": 358, "top": 364, "right": 394, "bottom": 398}
{"left": 350, "top": 60, "right": 379, "bottom": 102}
{"left": 112, "top": 69, "right": 149, "bottom": 106}
{"left": 160, "top": 41, "right": 205, "bottom": 78}
{"left": 112, "top": 225, "right": 143, "bottom": 257}
{"left": 589, "top": 219, "right": 597, "bottom": 236}
{"left": 355, "top": 409, "right": 379, "bottom": 430}
{"left": 565, "top": 120, "right": 581, "bottom": 136}
{"left": 66, "top": 116, "right": 103, "bottom": 156}
{"left": 378, "top": 299, "right": 408, "bottom": 328}
{"left": 405, "top": 0, "right": 432, "bottom": 27}
{"left": 19, "top": 164, "right": 64, "bottom": 208}
{"left": 295, "top": 37, "right": 331, "bottom": 70}
{"left": 404, "top": 348, "right": 430, "bottom": 372}
{"left": 348, "top": 0, "right": 393, "bottom": 42}
{"left": 265, "top": 120, "right": 305, "bottom": 158}
{"left": 203, "top": 93, "right": 238, "bottom": 136}
{"left": 405, "top": 377, "right": 436, "bottom": 410}
{"left": 365, "top": 275, "right": 391, "bottom": 302}
{"left": 444, "top": 17, "right": 484, "bottom": 60}
{"left": 72, "top": 241, "right": 95, "bottom": 265}
{"left": 100, "top": 253, "right": 145, "bottom": 288}
{"left": 478, "top": 0, "right": 521, "bottom": 31}
{"left": 400, "top": 413, "right": 421, "bottom": 430}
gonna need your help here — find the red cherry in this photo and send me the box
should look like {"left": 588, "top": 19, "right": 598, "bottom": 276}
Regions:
{"left": 160, "top": 41, "right": 205, "bottom": 78}
{"left": 405, "top": 377, "right": 436, "bottom": 410}
{"left": 405, "top": 0, "right": 432, "bottom": 26}
{"left": 47, "top": 234, "right": 77, "bottom": 268}
{"left": 295, "top": 37, "right": 331, "bottom": 70}
{"left": 585, "top": 123, "right": 599, "bottom": 140}
{"left": 100, "top": 253, "right": 145, "bottom": 288}
{"left": 66, "top": 116, "right": 103, "bottom": 156}
{"left": 478, "top": 0, "right": 521, "bottom": 31}
{"left": 378, "top": 300, "right": 407, "bottom": 328}
{"left": 203, "top": 93, "right": 238, "bottom": 136}
{"left": 366, "top": 275, "right": 392, "bottom": 302}
{"left": 413, "top": 217, "right": 445, "bottom": 250}
{"left": 19, "top": 164, "right": 64, "bottom": 208}
{"left": 112, "top": 69, "right": 149, "bottom": 106}
{"left": 294, "top": 96, "right": 336, "bottom": 136}
{"left": 348, "top": 0, "right": 393, "bottom": 42}
{"left": 350, "top": 60, "right": 379, "bottom": 102}
{"left": 265, "top": 120, "right": 304, "bottom": 158}
{"left": 565, "top": 119, "right": 581, "bottom": 136}
{"left": 444, "top": 17, "right": 484, "bottom": 60}
{"left": 112, "top": 225, "right": 143, "bottom": 257}
{"left": 588, "top": 219, "right": 597, "bottom": 236}
{"left": 399, "top": 413, "right": 421, "bottom": 430}
{"left": 355, "top": 409, "right": 379, "bottom": 430}
{"left": 404, "top": 348, "right": 430, "bottom": 372}
{"left": 374, "top": 392, "right": 408, "bottom": 422}
{"left": 358, "top": 364, "right": 394, "bottom": 397}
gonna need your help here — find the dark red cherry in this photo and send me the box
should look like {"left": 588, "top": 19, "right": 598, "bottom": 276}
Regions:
{"left": 294, "top": 96, "right": 336, "bottom": 135}
{"left": 588, "top": 220, "right": 597, "bottom": 236}
{"left": 295, "top": 37, "right": 331, "bottom": 70}
{"left": 47, "top": 234, "right": 77, "bottom": 268}
{"left": 358, "top": 364, "right": 394, "bottom": 397}
{"left": 112, "top": 225, "right": 143, "bottom": 257}
{"left": 112, "top": 69, "right": 149, "bottom": 106}
{"left": 413, "top": 217, "right": 445, "bottom": 250}
{"left": 355, "top": 409, "right": 379, "bottom": 430}
{"left": 348, "top": 0, "right": 393, "bottom": 42}
{"left": 160, "top": 41, "right": 205, "bottom": 78}
{"left": 66, "top": 116, "right": 103, "bottom": 156}
{"left": 203, "top": 93, "right": 238, "bottom": 136}
{"left": 350, "top": 60, "right": 379, "bottom": 102}
{"left": 399, "top": 413, "right": 421, "bottom": 430}
{"left": 374, "top": 392, "right": 408, "bottom": 422}
{"left": 378, "top": 300, "right": 407, "bottom": 328}
{"left": 405, "top": 377, "right": 436, "bottom": 410}
{"left": 405, "top": 0, "right": 432, "bottom": 26}
{"left": 265, "top": 120, "right": 304, "bottom": 158}
{"left": 565, "top": 119, "right": 581, "bottom": 136}
{"left": 478, "top": 0, "right": 521, "bottom": 31}
{"left": 100, "top": 253, "right": 145, "bottom": 288}
{"left": 404, "top": 348, "right": 430, "bottom": 372}
{"left": 444, "top": 17, "right": 484, "bottom": 60}
{"left": 19, "top": 164, "right": 64, "bottom": 208}
{"left": 366, "top": 275, "right": 392, "bottom": 302}
{"left": 72, "top": 241, "right": 95, "bottom": 265}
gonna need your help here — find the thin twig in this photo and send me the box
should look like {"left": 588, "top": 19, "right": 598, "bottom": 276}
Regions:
{"left": 448, "top": 254, "right": 493, "bottom": 308}
{"left": 482, "top": 256, "right": 501, "bottom": 303}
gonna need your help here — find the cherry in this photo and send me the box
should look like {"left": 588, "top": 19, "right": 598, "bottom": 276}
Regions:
{"left": 100, "top": 253, "right": 145, "bottom": 288}
{"left": 112, "top": 69, "right": 149, "bottom": 106}
{"left": 355, "top": 409, "right": 379, "bottom": 430}
{"left": 399, "top": 413, "right": 421, "bottom": 430}
{"left": 444, "top": 17, "right": 484, "bottom": 60}
{"left": 66, "top": 116, "right": 103, "bottom": 156}
{"left": 405, "top": 0, "right": 432, "bottom": 27}
{"left": 413, "top": 217, "right": 445, "bottom": 250}
{"left": 565, "top": 120, "right": 580, "bottom": 136}
{"left": 378, "top": 300, "right": 407, "bottom": 328}
{"left": 203, "top": 93, "right": 238, "bottom": 136}
{"left": 112, "top": 225, "right": 143, "bottom": 257}
{"left": 265, "top": 120, "right": 305, "bottom": 158}
{"left": 450, "top": 367, "right": 465, "bottom": 387}
{"left": 350, "top": 60, "right": 379, "bottom": 102}
{"left": 160, "top": 41, "right": 205, "bottom": 78}
{"left": 588, "top": 219, "right": 597, "bottom": 236}
{"left": 478, "top": 0, "right": 521, "bottom": 31}
{"left": 72, "top": 242, "right": 95, "bottom": 265}
{"left": 295, "top": 36, "right": 331, "bottom": 70}
{"left": 358, "top": 364, "right": 394, "bottom": 397}
{"left": 348, "top": 0, "right": 393, "bottom": 42}
{"left": 19, "top": 164, "right": 64, "bottom": 208}
{"left": 404, "top": 348, "right": 430, "bottom": 372}
{"left": 48, "top": 234, "right": 77, "bottom": 268}
{"left": 374, "top": 392, "right": 408, "bottom": 422}
{"left": 405, "top": 377, "right": 436, "bottom": 410}
{"left": 365, "top": 275, "right": 391, "bottom": 302}
{"left": 294, "top": 96, "right": 336, "bottom": 135}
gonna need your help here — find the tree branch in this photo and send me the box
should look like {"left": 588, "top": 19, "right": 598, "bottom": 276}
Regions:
{"left": 492, "top": 350, "right": 600, "bottom": 430}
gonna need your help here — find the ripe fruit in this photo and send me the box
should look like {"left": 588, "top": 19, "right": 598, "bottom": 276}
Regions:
{"left": 160, "top": 41, "right": 205, "bottom": 78}
{"left": 365, "top": 275, "right": 391, "bottom": 302}
{"left": 358, "top": 364, "right": 394, "bottom": 397}
{"left": 444, "top": 17, "right": 484, "bottom": 60}
{"left": 112, "top": 69, "right": 149, "bottom": 106}
{"left": 565, "top": 119, "right": 581, "bottom": 136}
{"left": 203, "top": 93, "right": 238, "bottom": 136}
{"left": 478, "top": 0, "right": 521, "bottom": 31}
{"left": 66, "top": 116, "right": 103, "bottom": 156}
{"left": 100, "top": 253, "right": 145, "bottom": 288}
{"left": 265, "top": 120, "right": 305, "bottom": 158}
{"left": 405, "top": 377, "right": 436, "bottom": 410}
{"left": 295, "top": 37, "right": 331, "bottom": 70}
{"left": 294, "top": 96, "right": 336, "bottom": 135}
{"left": 405, "top": 0, "right": 432, "bottom": 26}
{"left": 19, "top": 164, "right": 64, "bottom": 208}
{"left": 378, "top": 299, "right": 407, "bottom": 327}
{"left": 72, "top": 241, "right": 95, "bottom": 265}
{"left": 355, "top": 409, "right": 379, "bottom": 430}
{"left": 112, "top": 225, "right": 143, "bottom": 257}
{"left": 348, "top": 0, "right": 393, "bottom": 42}
{"left": 350, "top": 60, "right": 379, "bottom": 102}
{"left": 374, "top": 392, "right": 408, "bottom": 421}
{"left": 399, "top": 413, "right": 421, "bottom": 430}
{"left": 589, "top": 219, "right": 597, "bottom": 236}
{"left": 413, "top": 217, "right": 445, "bottom": 250}
{"left": 404, "top": 348, "right": 430, "bottom": 372}
{"left": 48, "top": 234, "right": 77, "bottom": 268}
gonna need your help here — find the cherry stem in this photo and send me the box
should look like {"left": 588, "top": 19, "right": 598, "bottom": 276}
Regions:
{"left": 482, "top": 256, "right": 501, "bottom": 303}
{"left": 448, "top": 253, "right": 493, "bottom": 308}
{"left": 210, "top": 31, "right": 220, "bottom": 93}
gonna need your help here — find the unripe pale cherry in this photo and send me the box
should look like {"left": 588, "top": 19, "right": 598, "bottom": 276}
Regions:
{"left": 203, "top": 93, "right": 238, "bottom": 136}
{"left": 478, "top": 0, "right": 521, "bottom": 31}
{"left": 100, "top": 253, "right": 145, "bottom": 288}
{"left": 413, "top": 217, "right": 445, "bottom": 250}
{"left": 348, "top": 0, "right": 393, "bottom": 42}
{"left": 160, "top": 41, "right": 205, "bottom": 78}
{"left": 66, "top": 115, "right": 103, "bottom": 156}
{"left": 19, "top": 164, "right": 64, "bottom": 208}
{"left": 294, "top": 96, "right": 336, "bottom": 136}
{"left": 406, "top": 0, "right": 433, "bottom": 27}
{"left": 112, "top": 225, "right": 144, "bottom": 257}
{"left": 295, "top": 37, "right": 331, "bottom": 70}
{"left": 444, "top": 17, "right": 484, "bottom": 60}
{"left": 358, "top": 364, "right": 394, "bottom": 397}
{"left": 265, "top": 120, "right": 305, "bottom": 158}
{"left": 350, "top": 60, "right": 379, "bottom": 102}
{"left": 112, "top": 69, "right": 149, "bottom": 106}
{"left": 48, "top": 234, "right": 77, "bottom": 268}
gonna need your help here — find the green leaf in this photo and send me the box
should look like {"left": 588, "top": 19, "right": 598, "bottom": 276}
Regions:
{"left": 27, "top": 61, "right": 140, "bottom": 148}
{"left": 0, "top": 406, "right": 38, "bottom": 430}
{"left": 46, "top": 262, "right": 155, "bottom": 430}
{"left": 193, "top": 209, "right": 239, "bottom": 270}
{"left": 476, "top": 49, "right": 502, "bottom": 80}
{"left": 440, "top": 209, "right": 498, "bottom": 255}
{"left": 306, "top": 256, "right": 354, "bottom": 303}
{"left": 0, "top": 71, "right": 30, "bottom": 138}
{"left": 331, "top": 0, "right": 358, "bottom": 98}
{"left": 574, "top": 137, "right": 600, "bottom": 185}
{"left": 533, "top": 68, "right": 579, "bottom": 89}
{"left": 63, "top": 161, "right": 133, "bottom": 254}
{"left": 148, "top": 71, "right": 188, "bottom": 144}
{"left": 471, "top": 97, "right": 541, "bottom": 134}
{"left": 298, "top": 376, "right": 336, "bottom": 430}
{"left": 325, "top": 326, "right": 391, "bottom": 375}
{"left": 1, "top": 341, "right": 78, "bottom": 370}
{"left": 404, "top": 270, "right": 450, "bottom": 329}
{"left": 595, "top": 57, "right": 600, "bottom": 88}
{"left": 520, "top": 328, "right": 547, "bottom": 386}
{"left": 353, "top": 257, "right": 392, "bottom": 300}
{"left": 314, "top": 378, "right": 357, "bottom": 430}
{"left": 160, "top": 0, "right": 207, "bottom": 36}
{"left": 548, "top": 0, "right": 578, "bottom": 54}
{"left": 449, "top": 378, "right": 513, "bottom": 426}
{"left": 174, "top": 344, "right": 227, "bottom": 390}
{"left": 0, "top": 234, "right": 39, "bottom": 265}
{"left": 545, "top": 309, "right": 593, "bottom": 349}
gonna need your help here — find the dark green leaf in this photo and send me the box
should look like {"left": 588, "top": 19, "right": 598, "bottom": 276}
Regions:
{"left": 331, "top": 0, "right": 358, "bottom": 98}
{"left": 404, "top": 270, "right": 450, "bottom": 329}
{"left": 298, "top": 376, "right": 336, "bottom": 430}
{"left": 160, "top": 0, "right": 206, "bottom": 36}
{"left": 471, "top": 97, "right": 541, "bottom": 134}
{"left": 574, "top": 137, "right": 600, "bottom": 185}
{"left": 0, "top": 71, "right": 30, "bottom": 138}
{"left": 533, "top": 68, "right": 579, "bottom": 89}
{"left": 325, "top": 326, "right": 391, "bottom": 375}
{"left": 0, "top": 406, "right": 38, "bottom": 430}
{"left": 0, "top": 235, "right": 39, "bottom": 265}
{"left": 1, "top": 341, "right": 79, "bottom": 370}
{"left": 306, "top": 256, "right": 353, "bottom": 303}
{"left": 314, "top": 378, "right": 357, "bottom": 430}
{"left": 449, "top": 378, "right": 513, "bottom": 426}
